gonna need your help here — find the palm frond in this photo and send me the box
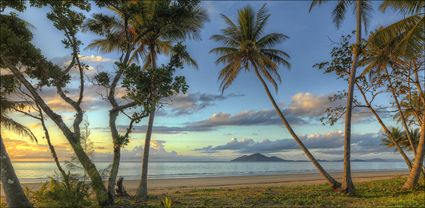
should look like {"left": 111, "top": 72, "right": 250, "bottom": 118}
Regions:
{"left": 1, "top": 116, "right": 37, "bottom": 142}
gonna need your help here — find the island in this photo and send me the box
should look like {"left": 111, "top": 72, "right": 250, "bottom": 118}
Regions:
{"left": 231, "top": 153, "right": 286, "bottom": 162}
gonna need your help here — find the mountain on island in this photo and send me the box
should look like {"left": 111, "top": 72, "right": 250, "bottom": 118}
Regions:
{"left": 231, "top": 153, "right": 286, "bottom": 162}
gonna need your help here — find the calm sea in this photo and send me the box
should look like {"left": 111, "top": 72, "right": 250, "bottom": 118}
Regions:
{"left": 11, "top": 161, "right": 407, "bottom": 183}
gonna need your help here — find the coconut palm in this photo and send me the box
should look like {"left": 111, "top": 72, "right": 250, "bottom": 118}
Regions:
{"left": 0, "top": 94, "right": 34, "bottom": 208}
{"left": 210, "top": 4, "right": 341, "bottom": 190}
{"left": 370, "top": 1, "right": 424, "bottom": 58}
{"left": 381, "top": 127, "right": 405, "bottom": 149}
{"left": 85, "top": 1, "right": 206, "bottom": 199}
{"left": 309, "top": 0, "right": 372, "bottom": 194}
{"left": 134, "top": 1, "right": 206, "bottom": 201}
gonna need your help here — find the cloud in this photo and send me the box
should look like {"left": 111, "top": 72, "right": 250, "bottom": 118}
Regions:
{"left": 194, "top": 131, "right": 390, "bottom": 157}
{"left": 162, "top": 92, "right": 243, "bottom": 116}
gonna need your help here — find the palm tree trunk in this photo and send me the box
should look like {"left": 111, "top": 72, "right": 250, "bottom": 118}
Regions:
{"left": 356, "top": 83, "right": 412, "bottom": 170}
{"left": 385, "top": 68, "right": 417, "bottom": 154}
{"left": 135, "top": 109, "right": 155, "bottom": 200}
{"left": 253, "top": 67, "right": 341, "bottom": 190}
{"left": 340, "top": 0, "right": 362, "bottom": 195}
{"left": 135, "top": 44, "right": 157, "bottom": 200}
{"left": 0, "top": 136, "right": 32, "bottom": 208}
{"left": 403, "top": 115, "right": 425, "bottom": 189}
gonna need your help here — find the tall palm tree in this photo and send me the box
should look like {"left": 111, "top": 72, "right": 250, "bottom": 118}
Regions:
{"left": 134, "top": 1, "right": 206, "bottom": 201}
{"left": 370, "top": 0, "right": 425, "bottom": 189}
{"left": 309, "top": 0, "right": 372, "bottom": 194}
{"left": 87, "top": 0, "right": 207, "bottom": 200}
{"left": 0, "top": 94, "right": 34, "bottom": 208}
{"left": 210, "top": 4, "right": 341, "bottom": 190}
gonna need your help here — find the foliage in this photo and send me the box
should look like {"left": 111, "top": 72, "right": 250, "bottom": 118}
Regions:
{"left": 140, "top": 177, "right": 424, "bottom": 208}
{"left": 28, "top": 175, "right": 92, "bottom": 208}
{"left": 161, "top": 196, "right": 173, "bottom": 208}
{"left": 121, "top": 43, "right": 190, "bottom": 112}
{"left": 382, "top": 127, "right": 421, "bottom": 152}
{"left": 210, "top": 4, "right": 290, "bottom": 92}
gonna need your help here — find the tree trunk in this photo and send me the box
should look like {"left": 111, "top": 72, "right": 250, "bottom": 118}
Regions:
{"left": 9, "top": 65, "right": 112, "bottom": 206}
{"left": 0, "top": 136, "right": 32, "bottom": 208}
{"left": 385, "top": 68, "right": 417, "bottom": 155}
{"left": 135, "top": 109, "right": 155, "bottom": 200}
{"left": 107, "top": 109, "right": 121, "bottom": 198}
{"left": 69, "top": 141, "right": 112, "bottom": 206}
{"left": 356, "top": 83, "right": 412, "bottom": 170}
{"left": 403, "top": 116, "right": 425, "bottom": 189}
{"left": 108, "top": 144, "right": 121, "bottom": 197}
{"left": 253, "top": 67, "right": 341, "bottom": 190}
{"left": 340, "top": 0, "right": 362, "bottom": 195}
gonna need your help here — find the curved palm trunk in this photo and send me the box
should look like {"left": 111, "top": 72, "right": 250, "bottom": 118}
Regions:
{"left": 135, "top": 110, "right": 155, "bottom": 200}
{"left": 253, "top": 67, "right": 341, "bottom": 190}
{"left": 356, "top": 83, "right": 412, "bottom": 170}
{"left": 136, "top": 45, "right": 157, "bottom": 200}
{"left": 340, "top": 0, "right": 362, "bottom": 194}
{"left": 403, "top": 117, "right": 425, "bottom": 189}
{"left": 0, "top": 136, "right": 32, "bottom": 208}
{"left": 385, "top": 68, "right": 417, "bottom": 154}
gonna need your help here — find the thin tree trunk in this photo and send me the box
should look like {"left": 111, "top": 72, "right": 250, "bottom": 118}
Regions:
{"left": 135, "top": 44, "right": 157, "bottom": 200}
{"left": 403, "top": 115, "right": 425, "bottom": 189}
{"left": 385, "top": 68, "right": 417, "bottom": 154}
{"left": 341, "top": 0, "right": 362, "bottom": 195}
{"left": 356, "top": 83, "right": 412, "bottom": 170}
{"left": 135, "top": 109, "right": 155, "bottom": 200}
{"left": 107, "top": 109, "right": 121, "bottom": 197}
{"left": 253, "top": 67, "right": 341, "bottom": 190}
{"left": 8, "top": 64, "right": 112, "bottom": 206}
{"left": 0, "top": 136, "right": 32, "bottom": 208}
{"left": 37, "top": 104, "right": 69, "bottom": 184}
{"left": 69, "top": 141, "right": 112, "bottom": 206}
{"left": 108, "top": 144, "right": 121, "bottom": 197}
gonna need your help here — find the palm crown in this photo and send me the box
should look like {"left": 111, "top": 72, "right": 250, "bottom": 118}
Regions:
{"left": 210, "top": 4, "right": 290, "bottom": 92}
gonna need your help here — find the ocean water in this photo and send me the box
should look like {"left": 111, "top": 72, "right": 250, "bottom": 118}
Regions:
{"left": 10, "top": 161, "right": 408, "bottom": 183}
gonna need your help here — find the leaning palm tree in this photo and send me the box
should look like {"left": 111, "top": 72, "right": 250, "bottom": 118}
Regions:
{"left": 210, "top": 4, "right": 340, "bottom": 190}
{"left": 309, "top": 0, "right": 372, "bottom": 194}
{"left": 0, "top": 95, "right": 34, "bottom": 208}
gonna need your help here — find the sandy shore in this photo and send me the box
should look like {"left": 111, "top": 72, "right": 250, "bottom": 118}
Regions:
{"left": 5, "top": 170, "right": 407, "bottom": 196}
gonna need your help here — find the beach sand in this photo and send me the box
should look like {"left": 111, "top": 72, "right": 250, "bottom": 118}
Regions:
{"left": 5, "top": 170, "right": 407, "bottom": 196}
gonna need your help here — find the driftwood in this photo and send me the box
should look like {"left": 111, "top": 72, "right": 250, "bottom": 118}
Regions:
{"left": 116, "top": 176, "right": 130, "bottom": 197}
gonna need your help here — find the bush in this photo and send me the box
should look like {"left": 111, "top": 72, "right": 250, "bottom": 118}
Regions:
{"left": 29, "top": 176, "right": 92, "bottom": 208}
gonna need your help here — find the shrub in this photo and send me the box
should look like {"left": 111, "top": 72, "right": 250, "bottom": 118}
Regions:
{"left": 29, "top": 176, "right": 91, "bottom": 208}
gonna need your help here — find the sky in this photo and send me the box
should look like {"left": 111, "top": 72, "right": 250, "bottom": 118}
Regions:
{"left": 2, "top": 1, "right": 411, "bottom": 162}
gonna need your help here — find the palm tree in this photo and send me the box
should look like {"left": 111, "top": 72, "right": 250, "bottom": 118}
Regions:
{"left": 370, "top": 0, "right": 425, "bottom": 189}
{"left": 309, "top": 0, "right": 372, "bottom": 194}
{"left": 210, "top": 4, "right": 341, "bottom": 190}
{"left": 134, "top": 1, "right": 206, "bottom": 201}
{"left": 370, "top": 1, "right": 424, "bottom": 58}
{"left": 0, "top": 94, "right": 34, "bottom": 208}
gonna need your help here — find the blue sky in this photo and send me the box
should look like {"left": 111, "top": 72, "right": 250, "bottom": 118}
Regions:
{"left": 4, "top": 1, "right": 409, "bottom": 162}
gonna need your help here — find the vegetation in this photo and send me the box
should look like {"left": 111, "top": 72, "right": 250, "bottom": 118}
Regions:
{"left": 111, "top": 177, "right": 425, "bottom": 208}
{"left": 210, "top": 4, "right": 340, "bottom": 190}
{"left": 0, "top": 0, "right": 424, "bottom": 207}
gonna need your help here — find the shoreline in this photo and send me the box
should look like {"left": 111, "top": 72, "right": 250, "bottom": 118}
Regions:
{"left": 3, "top": 170, "right": 407, "bottom": 196}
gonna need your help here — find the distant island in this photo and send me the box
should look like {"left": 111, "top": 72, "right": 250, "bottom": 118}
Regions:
{"left": 231, "top": 153, "right": 287, "bottom": 162}
{"left": 231, "top": 153, "right": 393, "bottom": 162}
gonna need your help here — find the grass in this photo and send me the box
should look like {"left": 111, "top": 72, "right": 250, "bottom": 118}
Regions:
{"left": 135, "top": 176, "right": 424, "bottom": 208}
{"left": 1, "top": 176, "right": 424, "bottom": 207}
